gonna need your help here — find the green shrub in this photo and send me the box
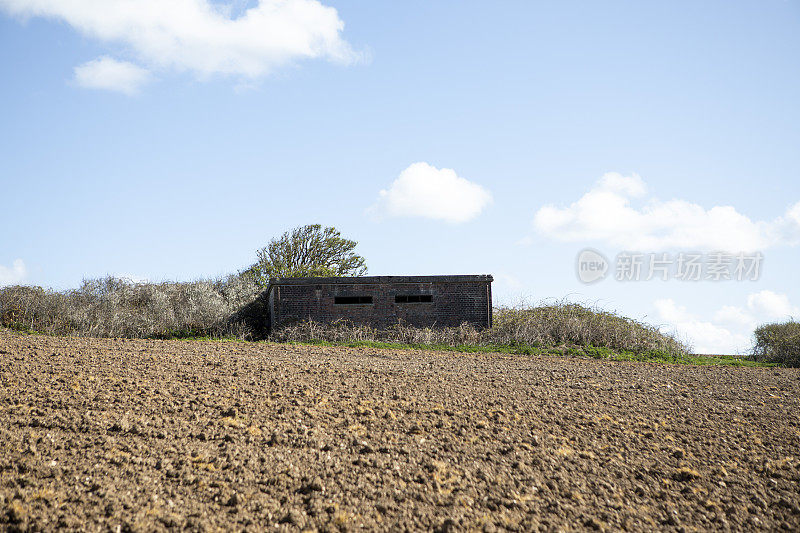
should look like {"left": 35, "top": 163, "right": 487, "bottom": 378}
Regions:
{"left": 751, "top": 322, "right": 800, "bottom": 367}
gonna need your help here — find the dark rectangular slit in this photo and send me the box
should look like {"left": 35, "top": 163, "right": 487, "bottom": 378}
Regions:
{"left": 395, "top": 294, "right": 432, "bottom": 303}
{"left": 334, "top": 296, "right": 373, "bottom": 305}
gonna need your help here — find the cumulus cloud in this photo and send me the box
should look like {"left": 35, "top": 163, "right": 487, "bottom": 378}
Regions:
{"left": 597, "top": 171, "right": 647, "bottom": 197}
{"left": 73, "top": 56, "right": 151, "bottom": 95}
{"left": 0, "top": 0, "right": 358, "bottom": 88}
{"left": 654, "top": 290, "right": 799, "bottom": 354}
{"left": 370, "top": 162, "right": 492, "bottom": 223}
{"left": 746, "top": 290, "right": 799, "bottom": 320}
{"left": 533, "top": 172, "right": 800, "bottom": 252}
{"left": 0, "top": 259, "right": 26, "bottom": 286}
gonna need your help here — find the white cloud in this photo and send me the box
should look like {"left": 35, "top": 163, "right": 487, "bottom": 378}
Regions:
{"left": 74, "top": 56, "right": 151, "bottom": 95}
{"left": 0, "top": 259, "right": 26, "bottom": 286}
{"left": 654, "top": 290, "right": 799, "bottom": 354}
{"left": 746, "top": 290, "right": 799, "bottom": 320}
{"left": 598, "top": 171, "right": 647, "bottom": 197}
{"left": 370, "top": 162, "right": 492, "bottom": 223}
{"left": 1, "top": 0, "right": 358, "bottom": 87}
{"left": 533, "top": 172, "right": 800, "bottom": 252}
{"left": 490, "top": 273, "right": 539, "bottom": 307}
{"left": 713, "top": 305, "right": 754, "bottom": 330}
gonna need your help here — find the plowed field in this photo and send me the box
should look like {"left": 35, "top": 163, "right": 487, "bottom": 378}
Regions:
{"left": 1, "top": 331, "right": 799, "bottom": 531}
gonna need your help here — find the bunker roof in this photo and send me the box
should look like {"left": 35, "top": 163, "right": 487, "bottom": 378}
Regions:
{"left": 267, "top": 274, "right": 493, "bottom": 286}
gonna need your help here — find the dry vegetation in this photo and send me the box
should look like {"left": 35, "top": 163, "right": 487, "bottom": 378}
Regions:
{"left": 272, "top": 303, "right": 690, "bottom": 359}
{"left": 0, "top": 276, "right": 261, "bottom": 340}
{"left": 0, "top": 278, "right": 689, "bottom": 359}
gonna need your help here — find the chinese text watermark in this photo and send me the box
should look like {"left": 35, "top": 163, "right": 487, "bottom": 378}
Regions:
{"left": 576, "top": 250, "right": 763, "bottom": 284}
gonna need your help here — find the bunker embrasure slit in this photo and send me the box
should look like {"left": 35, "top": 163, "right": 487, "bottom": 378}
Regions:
{"left": 395, "top": 295, "right": 433, "bottom": 303}
{"left": 334, "top": 296, "right": 373, "bottom": 305}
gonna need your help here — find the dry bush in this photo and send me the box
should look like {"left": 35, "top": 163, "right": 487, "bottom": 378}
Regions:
{"left": 272, "top": 300, "right": 689, "bottom": 357}
{"left": 270, "top": 320, "right": 482, "bottom": 346}
{"left": 488, "top": 302, "right": 688, "bottom": 355}
{"left": 751, "top": 321, "right": 800, "bottom": 367}
{"left": 0, "top": 281, "right": 689, "bottom": 357}
{"left": 0, "top": 274, "right": 262, "bottom": 339}
{"left": 270, "top": 319, "right": 381, "bottom": 344}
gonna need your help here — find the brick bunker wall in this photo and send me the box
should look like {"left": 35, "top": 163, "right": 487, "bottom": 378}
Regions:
{"left": 270, "top": 277, "right": 492, "bottom": 330}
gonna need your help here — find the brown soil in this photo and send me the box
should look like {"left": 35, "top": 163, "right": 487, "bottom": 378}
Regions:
{"left": 1, "top": 330, "right": 799, "bottom": 532}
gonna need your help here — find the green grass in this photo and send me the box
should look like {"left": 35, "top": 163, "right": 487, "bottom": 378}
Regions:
{"left": 2, "top": 326, "right": 775, "bottom": 367}
{"left": 283, "top": 338, "right": 775, "bottom": 367}
{"left": 682, "top": 354, "right": 777, "bottom": 367}
{"left": 1, "top": 322, "right": 41, "bottom": 335}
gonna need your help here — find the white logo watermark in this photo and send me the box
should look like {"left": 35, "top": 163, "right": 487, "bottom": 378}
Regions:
{"left": 576, "top": 249, "right": 609, "bottom": 284}
{"left": 576, "top": 249, "right": 763, "bottom": 283}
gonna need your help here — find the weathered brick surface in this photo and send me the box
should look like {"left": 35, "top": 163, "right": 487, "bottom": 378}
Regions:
{"left": 268, "top": 275, "right": 492, "bottom": 331}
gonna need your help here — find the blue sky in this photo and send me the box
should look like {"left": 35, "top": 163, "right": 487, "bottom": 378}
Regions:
{"left": 1, "top": 1, "right": 799, "bottom": 353}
